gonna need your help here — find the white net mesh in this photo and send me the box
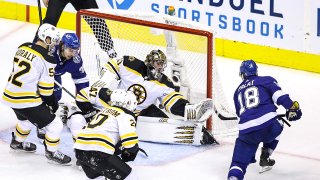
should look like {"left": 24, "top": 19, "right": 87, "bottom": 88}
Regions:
{"left": 77, "top": 9, "right": 238, "bottom": 136}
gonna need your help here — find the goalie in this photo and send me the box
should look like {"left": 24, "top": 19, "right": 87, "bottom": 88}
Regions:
{"left": 94, "top": 49, "right": 217, "bottom": 146}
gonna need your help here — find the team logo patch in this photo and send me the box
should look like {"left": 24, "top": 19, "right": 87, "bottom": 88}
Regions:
{"left": 128, "top": 84, "right": 146, "bottom": 105}
{"left": 73, "top": 55, "right": 81, "bottom": 63}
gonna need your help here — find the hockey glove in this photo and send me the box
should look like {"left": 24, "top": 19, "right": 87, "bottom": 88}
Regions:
{"left": 286, "top": 101, "right": 302, "bottom": 121}
{"left": 82, "top": 109, "right": 98, "bottom": 123}
{"left": 121, "top": 144, "right": 139, "bottom": 162}
{"left": 48, "top": 100, "right": 59, "bottom": 114}
{"left": 56, "top": 102, "right": 69, "bottom": 124}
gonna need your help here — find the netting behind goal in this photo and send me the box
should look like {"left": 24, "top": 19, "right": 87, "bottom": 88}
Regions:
{"left": 76, "top": 9, "right": 238, "bottom": 136}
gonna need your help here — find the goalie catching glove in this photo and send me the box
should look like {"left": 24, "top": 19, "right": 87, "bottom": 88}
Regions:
{"left": 184, "top": 99, "right": 213, "bottom": 122}
{"left": 286, "top": 101, "right": 302, "bottom": 121}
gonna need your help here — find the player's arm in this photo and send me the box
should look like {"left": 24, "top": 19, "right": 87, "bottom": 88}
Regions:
{"left": 265, "top": 76, "right": 302, "bottom": 121}
{"left": 70, "top": 56, "right": 90, "bottom": 93}
{"left": 118, "top": 113, "right": 139, "bottom": 162}
{"left": 36, "top": 59, "right": 58, "bottom": 113}
{"left": 160, "top": 88, "right": 213, "bottom": 122}
{"left": 75, "top": 87, "right": 98, "bottom": 122}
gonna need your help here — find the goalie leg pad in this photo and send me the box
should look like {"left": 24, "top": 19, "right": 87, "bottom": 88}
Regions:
{"left": 137, "top": 116, "right": 216, "bottom": 146}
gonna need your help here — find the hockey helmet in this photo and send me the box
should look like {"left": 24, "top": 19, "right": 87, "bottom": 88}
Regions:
{"left": 61, "top": 33, "right": 80, "bottom": 49}
{"left": 38, "top": 23, "right": 60, "bottom": 46}
{"left": 145, "top": 49, "right": 167, "bottom": 81}
{"left": 239, "top": 59, "right": 258, "bottom": 79}
{"left": 110, "top": 89, "right": 138, "bottom": 112}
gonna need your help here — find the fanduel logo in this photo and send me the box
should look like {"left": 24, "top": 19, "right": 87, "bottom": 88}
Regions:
{"left": 107, "top": 0, "right": 135, "bottom": 10}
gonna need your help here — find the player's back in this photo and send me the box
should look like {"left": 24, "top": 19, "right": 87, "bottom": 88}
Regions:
{"left": 74, "top": 105, "right": 138, "bottom": 154}
{"left": 233, "top": 75, "right": 279, "bottom": 134}
{"left": 2, "top": 43, "right": 56, "bottom": 109}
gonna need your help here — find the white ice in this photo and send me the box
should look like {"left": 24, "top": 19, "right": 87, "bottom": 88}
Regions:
{"left": 0, "top": 18, "right": 319, "bottom": 180}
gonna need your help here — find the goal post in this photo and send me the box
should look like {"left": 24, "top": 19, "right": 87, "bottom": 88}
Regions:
{"left": 76, "top": 9, "right": 238, "bottom": 136}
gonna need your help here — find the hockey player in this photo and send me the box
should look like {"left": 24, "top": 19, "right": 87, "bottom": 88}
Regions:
{"left": 97, "top": 49, "right": 216, "bottom": 146}
{"left": 35, "top": 0, "right": 117, "bottom": 58}
{"left": 227, "top": 60, "right": 302, "bottom": 180}
{"left": 53, "top": 33, "right": 89, "bottom": 101}
{"left": 36, "top": 32, "right": 89, "bottom": 141}
{"left": 1, "top": 23, "right": 71, "bottom": 165}
{"left": 74, "top": 89, "right": 139, "bottom": 180}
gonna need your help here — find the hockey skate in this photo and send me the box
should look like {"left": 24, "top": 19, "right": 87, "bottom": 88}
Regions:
{"left": 200, "top": 126, "right": 219, "bottom": 145}
{"left": 184, "top": 99, "right": 213, "bottom": 122}
{"left": 259, "top": 147, "right": 275, "bottom": 173}
{"left": 44, "top": 142, "right": 72, "bottom": 165}
{"left": 10, "top": 132, "right": 36, "bottom": 152}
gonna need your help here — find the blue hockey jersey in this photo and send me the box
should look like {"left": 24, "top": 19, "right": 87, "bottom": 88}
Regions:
{"left": 233, "top": 76, "right": 293, "bottom": 134}
{"left": 53, "top": 47, "right": 89, "bottom": 101}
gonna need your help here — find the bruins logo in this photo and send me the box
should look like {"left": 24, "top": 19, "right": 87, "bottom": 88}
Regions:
{"left": 128, "top": 84, "right": 146, "bottom": 105}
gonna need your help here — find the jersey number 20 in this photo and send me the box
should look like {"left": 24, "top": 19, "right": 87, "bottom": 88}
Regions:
{"left": 237, "top": 86, "right": 260, "bottom": 115}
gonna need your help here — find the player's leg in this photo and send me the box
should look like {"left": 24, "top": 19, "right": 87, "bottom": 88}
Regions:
{"left": 23, "top": 103, "right": 71, "bottom": 165}
{"left": 43, "top": 0, "right": 69, "bottom": 26}
{"left": 33, "top": 0, "right": 68, "bottom": 42}
{"left": 72, "top": 0, "right": 117, "bottom": 58}
{"left": 259, "top": 121, "right": 284, "bottom": 173}
{"left": 228, "top": 137, "right": 259, "bottom": 180}
{"left": 10, "top": 109, "right": 36, "bottom": 152}
{"left": 67, "top": 113, "right": 87, "bottom": 141}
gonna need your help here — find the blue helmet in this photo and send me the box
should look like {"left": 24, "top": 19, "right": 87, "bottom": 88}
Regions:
{"left": 61, "top": 33, "right": 80, "bottom": 49}
{"left": 239, "top": 59, "right": 258, "bottom": 78}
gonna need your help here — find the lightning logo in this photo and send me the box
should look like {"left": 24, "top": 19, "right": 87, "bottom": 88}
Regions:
{"left": 107, "top": 0, "right": 135, "bottom": 10}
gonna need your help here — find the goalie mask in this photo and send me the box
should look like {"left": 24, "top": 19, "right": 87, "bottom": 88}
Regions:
{"left": 145, "top": 50, "right": 167, "bottom": 81}
{"left": 110, "top": 89, "right": 138, "bottom": 112}
{"left": 239, "top": 59, "right": 258, "bottom": 80}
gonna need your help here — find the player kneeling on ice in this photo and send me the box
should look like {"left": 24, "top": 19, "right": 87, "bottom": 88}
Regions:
{"left": 74, "top": 89, "right": 139, "bottom": 180}
{"left": 227, "top": 60, "right": 302, "bottom": 180}
{"left": 98, "top": 49, "right": 217, "bottom": 146}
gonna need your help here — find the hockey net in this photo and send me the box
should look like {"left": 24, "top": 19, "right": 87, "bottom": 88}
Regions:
{"left": 76, "top": 9, "right": 238, "bottom": 137}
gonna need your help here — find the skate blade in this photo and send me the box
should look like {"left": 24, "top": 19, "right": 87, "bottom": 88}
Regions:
{"left": 259, "top": 166, "right": 273, "bottom": 174}
{"left": 9, "top": 148, "right": 36, "bottom": 153}
{"left": 47, "top": 159, "right": 72, "bottom": 166}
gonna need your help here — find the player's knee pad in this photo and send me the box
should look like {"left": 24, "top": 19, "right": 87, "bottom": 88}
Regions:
{"left": 45, "top": 116, "right": 63, "bottom": 139}
{"left": 67, "top": 114, "right": 86, "bottom": 138}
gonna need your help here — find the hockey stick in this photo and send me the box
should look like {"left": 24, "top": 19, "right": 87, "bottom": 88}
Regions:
{"left": 213, "top": 105, "right": 238, "bottom": 121}
{"left": 54, "top": 80, "right": 76, "bottom": 99}
{"left": 277, "top": 114, "right": 291, "bottom": 127}
{"left": 214, "top": 104, "right": 291, "bottom": 127}
{"left": 37, "top": 0, "right": 43, "bottom": 25}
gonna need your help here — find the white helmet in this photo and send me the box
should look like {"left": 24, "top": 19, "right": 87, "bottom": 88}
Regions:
{"left": 110, "top": 89, "right": 137, "bottom": 111}
{"left": 38, "top": 23, "right": 60, "bottom": 46}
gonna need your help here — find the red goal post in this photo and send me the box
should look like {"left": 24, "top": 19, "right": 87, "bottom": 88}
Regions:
{"left": 76, "top": 9, "right": 238, "bottom": 136}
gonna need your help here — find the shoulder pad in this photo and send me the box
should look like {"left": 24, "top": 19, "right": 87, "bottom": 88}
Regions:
{"left": 24, "top": 43, "right": 56, "bottom": 64}
{"left": 123, "top": 56, "right": 148, "bottom": 77}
